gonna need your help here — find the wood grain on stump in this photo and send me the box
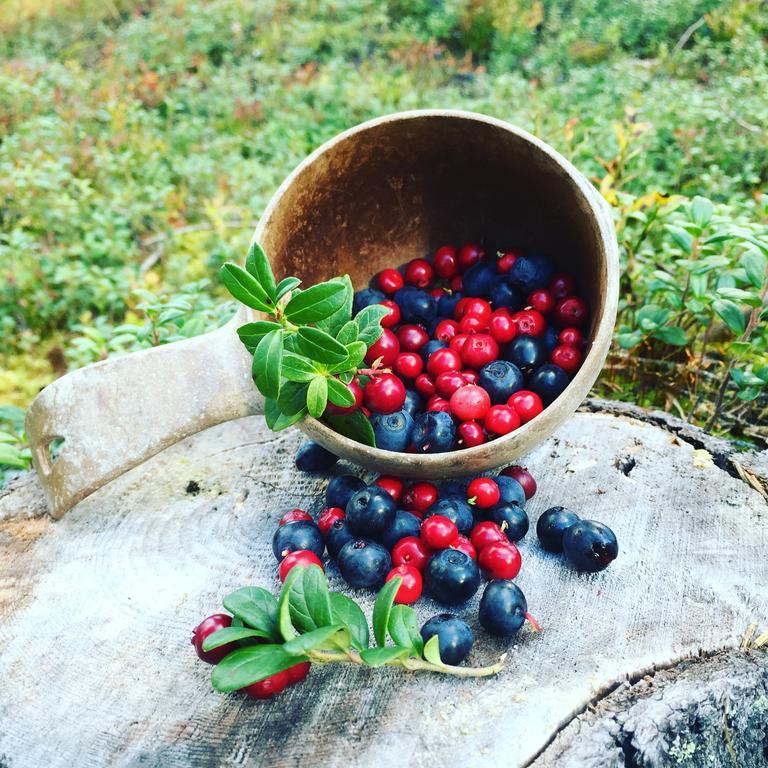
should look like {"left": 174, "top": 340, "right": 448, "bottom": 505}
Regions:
{"left": 0, "top": 403, "right": 766, "bottom": 768}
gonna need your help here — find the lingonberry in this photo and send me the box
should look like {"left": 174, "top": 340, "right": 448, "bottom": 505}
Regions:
{"left": 404, "top": 258, "right": 434, "bottom": 288}
{"left": 272, "top": 521, "right": 325, "bottom": 562}
{"left": 554, "top": 296, "right": 588, "bottom": 328}
{"left": 365, "top": 328, "right": 400, "bottom": 367}
{"left": 479, "top": 541, "right": 522, "bottom": 580}
{"left": 562, "top": 520, "right": 618, "bottom": 572}
{"left": 450, "top": 275, "right": 463, "bottom": 292}
{"left": 278, "top": 549, "right": 324, "bottom": 582}
{"left": 397, "top": 324, "right": 430, "bottom": 352}
{"left": 478, "top": 580, "right": 529, "bottom": 637}
{"left": 457, "top": 243, "right": 484, "bottom": 272}
{"left": 549, "top": 272, "right": 575, "bottom": 299}
{"left": 449, "top": 535, "right": 477, "bottom": 560}
{"left": 379, "top": 509, "right": 422, "bottom": 550}
{"left": 191, "top": 613, "right": 234, "bottom": 664}
{"left": 325, "top": 378, "right": 364, "bottom": 416}
{"left": 426, "top": 348, "right": 462, "bottom": 377}
{"left": 484, "top": 404, "right": 521, "bottom": 435}
{"left": 430, "top": 287, "right": 444, "bottom": 299}
{"left": 426, "top": 395, "right": 451, "bottom": 414}
{"left": 393, "top": 352, "right": 423, "bottom": 380}
{"left": 386, "top": 563, "right": 423, "bottom": 604}
{"left": 458, "top": 420, "right": 485, "bottom": 448}
{"left": 461, "top": 333, "right": 499, "bottom": 369}
{"left": 470, "top": 521, "right": 507, "bottom": 552}
{"left": 497, "top": 250, "right": 519, "bottom": 273}
{"left": 461, "top": 369, "right": 479, "bottom": 385}
{"left": 502, "top": 465, "right": 537, "bottom": 499}
{"left": 294, "top": 441, "right": 339, "bottom": 472}
{"left": 279, "top": 509, "right": 313, "bottom": 526}
{"left": 449, "top": 384, "right": 490, "bottom": 421}
{"left": 435, "top": 370, "right": 467, "bottom": 397}
{"left": 374, "top": 475, "right": 404, "bottom": 502}
{"left": 536, "top": 506, "right": 580, "bottom": 553}
{"left": 454, "top": 297, "right": 471, "bottom": 318}
{"left": 363, "top": 373, "right": 406, "bottom": 414}
{"left": 488, "top": 309, "right": 517, "bottom": 344}
{"left": 528, "top": 288, "right": 555, "bottom": 314}
{"left": 285, "top": 661, "right": 311, "bottom": 685}
{"left": 410, "top": 410, "right": 455, "bottom": 453}
{"left": 371, "top": 410, "right": 414, "bottom": 452}
{"left": 489, "top": 502, "right": 529, "bottom": 542}
{"left": 507, "top": 390, "right": 544, "bottom": 423}
{"left": 467, "top": 477, "right": 500, "bottom": 508}
{"left": 505, "top": 334, "right": 547, "bottom": 374}
{"left": 391, "top": 536, "right": 431, "bottom": 571}
{"left": 421, "top": 514, "right": 459, "bottom": 549}
{"left": 326, "top": 518, "right": 355, "bottom": 558}
{"left": 425, "top": 549, "right": 481, "bottom": 605}
{"left": 338, "top": 538, "right": 392, "bottom": 589}
{"left": 424, "top": 496, "right": 474, "bottom": 535}
{"left": 379, "top": 299, "right": 401, "bottom": 328}
{"left": 478, "top": 360, "right": 524, "bottom": 404}
{"left": 326, "top": 474, "right": 366, "bottom": 509}
{"left": 434, "top": 319, "right": 459, "bottom": 342}
{"left": 420, "top": 339, "right": 448, "bottom": 361}
{"left": 433, "top": 245, "right": 459, "bottom": 278}
{"left": 376, "top": 268, "right": 405, "bottom": 295}
{"left": 551, "top": 344, "right": 583, "bottom": 375}
{"left": 414, "top": 373, "right": 436, "bottom": 398}
{"left": 402, "top": 482, "right": 439, "bottom": 514}
{"left": 559, "top": 327, "right": 584, "bottom": 347}
{"left": 317, "top": 506, "right": 345, "bottom": 536}
{"left": 346, "top": 486, "right": 397, "bottom": 537}
{"left": 241, "top": 671, "right": 289, "bottom": 699}
{"left": 458, "top": 314, "right": 487, "bottom": 334}
{"left": 528, "top": 363, "right": 570, "bottom": 405}
{"left": 420, "top": 614, "right": 473, "bottom": 665}
{"left": 462, "top": 298, "right": 492, "bottom": 321}
{"left": 511, "top": 309, "right": 546, "bottom": 337}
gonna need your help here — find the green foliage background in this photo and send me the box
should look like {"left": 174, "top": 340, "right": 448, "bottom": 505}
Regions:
{"left": 1, "top": 0, "right": 767, "bottom": 482}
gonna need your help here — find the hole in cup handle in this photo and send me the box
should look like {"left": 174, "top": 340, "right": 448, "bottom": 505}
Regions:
{"left": 33, "top": 435, "right": 65, "bottom": 477}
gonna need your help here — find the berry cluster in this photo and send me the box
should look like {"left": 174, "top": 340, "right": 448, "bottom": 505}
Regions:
{"left": 536, "top": 507, "right": 618, "bottom": 572}
{"left": 338, "top": 243, "right": 588, "bottom": 452}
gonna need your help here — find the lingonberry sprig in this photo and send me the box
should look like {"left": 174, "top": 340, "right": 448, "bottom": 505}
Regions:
{"left": 221, "top": 243, "right": 389, "bottom": 445}
{"left": 201, "top": 565, "right": 506, "bottom": 695}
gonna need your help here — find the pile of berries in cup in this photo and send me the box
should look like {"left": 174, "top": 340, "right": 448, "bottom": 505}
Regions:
{"left": 339, "top": 243, "right": 589, "bottom": 453}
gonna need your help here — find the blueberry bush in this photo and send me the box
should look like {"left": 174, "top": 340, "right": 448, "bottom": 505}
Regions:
{"left": 1, "top": 0, "right": 766, "bottom": 485}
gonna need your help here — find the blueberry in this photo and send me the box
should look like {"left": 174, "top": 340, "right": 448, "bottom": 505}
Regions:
{"left": 420, "top": 339, "right": 448, "bottom": 361}
{"left": 294, "top": 440, "right": 339, "bottom": 472}
{"left": 536, "top": 506, "right": 581, "bottom": 553}
{"left": 440, "top": 478, "right": 471, "bottom": 498}
{"left": 528, "top": 363, "right": 570, "bottom": 405}
{"left": 424, "top": 496, "right": 474, "bottom": 535}
{"left": 488, "top": 278, "right": 521, "bottom": 311}
{"left": 562, "top": 520, "right": 618, "bottom": 572}
{"left": 478, "top": 360, "right": 524, "bottom": 404}
{"left": 272, "top": 521, "right": 324, "bottom": 562}
{"left": 508, "top": 254, "right": 553, "bottom": 293}
{"left": 402, "top": 389, "right": 424, "bottom": 417}
{"left": 338, "top": 539, "right": 392, "bottom": 588}
{"left": 353, "top": 287, "right": 386, "bottom": 314}
{"left": 326, "top": 474, "right": 366, "bottom": 509}
{"left": 437, "top": 290, "right": 463, "bottom": 318}
{"left": 378, "top": 509, "right": 422, "bottom": 550}
{"left": 425, "top": 549, "right": 481, "bottom": 605}
{"left": 394, "top": 286, "right": 437, "bottom": 326}
{"left": 346, "top": 486, "right": 397, "bottom": 537}
{"left": 370, "top": 410, "right": 414, "bottom": 452}
{"left": 479, "top": 580, "right": 528, "bottom": 636}
{"left": 488, "top": 502, "right": 529, "bottom": 542}
{"left": 495, "top": 475, "right": 526, "bottom": 507}
{"left": 461, "top": 262, "right": 496, "bottom": 298}
{"left": 411, "top": 411, "right": 456, "bottom": 453}
{"left": 420, "top": 614, "right": 473, "bottom": 665}
{"left": 543, "top": 326, "right": 559, "bottom": 352}
{"left": 504, "top": 335, "right": 548, "bottom": 374}
{"left": 326, "top": 518, "right": 355, "bottom": 558}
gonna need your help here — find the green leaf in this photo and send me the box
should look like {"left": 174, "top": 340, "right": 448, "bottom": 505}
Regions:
{"left": 329, "top": 592, "right": 370, "bottom": 650}
{"left": 202, "top": 626, "right": 272, "bottom": 651}
{"left": 296, "top": 326, "right": 349, "bottom": 364}
{"left": 690, "top": 196, "right": 714, "bottom": 228}
{"left": 307, "top": 375, "right": 329, "bottom": 418}
{"left": 324, "top": 410, "right": 376, "bottom": 447}
{"left": 277, "top": 380, "right": 311, "bottom": 414}
{"left": 387, "top": 605, "right": 423, "bottom": 654}
{"left": 283, "top": 624, "right": 349, "bottom": 655}
{"left": 0, "top": 444, "right": 28, "bottom": 468}
{"left": 666, "top": 225, "right": 693, "bottom": 255}
{"left": 252, "top": 329, "right": 283, "bottom": 399}
{"left": 372, "top": 577, "right": 401, "bottom": 647}
{"left": 211, "top": 644, "right": 306, "bottom": 692}
{"left": 336, "top": 320, "right": 359, "bottom": 345}
{"left": 282, "top": 353, "right": 321, "bottom": 383}
{"left": 278, "top": 565, "right": 333, "bottom": 641}
{"left": 245, "top": 242, "right": 277, "bottom": 300}
{"left": 717, "top": 287, "right": 762, "bottom": 306}
{"left": 275, "top": 276, "right": 302, "bottom": 301}
{"left": 360, "top": 646, "right": 410, "bottom": 667}
{"left": 237, "top": 321, "right": 282, "bottom": 352}
{"left": 222, "top": 586, "right": 281, "bottom": 641}
{"left": 740, "top": 249, "right": 767, "bottom": 289}
{"left": 326, "top": 377, "right": 355, "bottom": 407}
{"left": 422, "top": 635, "right": 445, "bottom": 666}
{"left": 354, "top": 304, "right": 390, "bottom": 346}
{"left": 616, "top": 331, "right": 644, "bottom": 350}
{"left": 729, "top": 341, "right": 752, "bottom": 356}
{"left": 713, "top": 299, "right": 746, "bottom": 335}
{"left": 284, "top": 281, "right": 348, "bottom": 324}
{"left": 316, "top": 275, "right": 354, "bottom": 335}
{"left": 651, "top": 326, "right": 688, "bottom": 346}
{"left": 220, "top": 263, "right": 273, "bottom": 312}
{"left": 636, "top": 304, "right": 669, "bottom": 331}
{"left": 264, "top": 398, "right": 306, "bottom": 431}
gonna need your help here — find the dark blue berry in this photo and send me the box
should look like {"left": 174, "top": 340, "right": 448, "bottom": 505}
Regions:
{"left": 504, "top": 335, "right": 547, "bottom": 374}
{"left": 393, "top": 286, "right": 437, "bottom": 326}
{"left": 488, "top": 502, "right": 529, "bottom": 542}
{"left": 440, "top": 478, "right": 471, "bottom": 498}
{"left": 338, "top": 539, "right": 392, "bottom": 588}
{"left": 488, "top": 278, "right": 521, "bottom": 311}
{"left": 272, "top": 521, "right": 324, "bottom": 562}
{"left": 424, "top": 496, "right": 474, "bottom": 535}
{"left": 353, "top": 287, "right": 386, "bottom": 314}
{"left": 378, "top": 509, "right": 422, "bottom": 550}
{"left": 536, "top": 506, "right": 581, "bottom": 553}
{"left": 370, "top": 410, "right": 414, "bottom": 452}
{"left": 326, "top": 518, "right": 355, "bottom": 558}
{"left": 294, "top": 440, "right": 339, "bottom": 472}
{"left": 478, "top": 580, "right": 528, "bottom": 636}
{"left": 345, "top": 486, "right": 397, "bottom": 537}
{"left": 478, "top": 360, "right": 524, "bottom": 404}
{"left": 326, "top": 474, "right": 366, "bottom": 509}
{"left": 437, "top": 291, "right": 463, "bottom": 318}
{"left": 508, "top": 254, "right": 553, "bottom": 293}
{"left": 528, "top": 363, "right": 570, "bottom": 405}
{"left": 543, "top": 326, "right": 559, "bottom": 352}
{"left": 562, "top": 520, "right": 618, "bottom": 572}
{"left": 425, "top": 549, "right": 481, "bottom": 605}
{"left": 402, "top": 389, "right": 424, "bottom": 417}
{"left": 461, "top": 261, "right": 496, "bottom": 298}
{"left": 420, "top": 339, "right": 448, "bottom": 361}
{"left": 411, "top": 411, "right": 456, "bottom": 453}
{"left": 420, "top": 614, "right": 473, "bottom": 665}
{"left": 495, "top": 475, "right": 526, "bottom": 506}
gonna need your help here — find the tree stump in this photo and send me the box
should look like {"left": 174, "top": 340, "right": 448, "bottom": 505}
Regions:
{"left": 0, "top": 400, "right": 766, "bottom": 767}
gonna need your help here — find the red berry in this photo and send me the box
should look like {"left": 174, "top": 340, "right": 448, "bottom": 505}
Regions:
{"left": 402, "top": 482, "right": 439, "bottom": 513}
{"left": 461, "top": 369, "right": 479, "bottom": 385}
{"left": 317, "top": 507, "right": 345, "bottom": 535}
{"left": 470, "top": 521, "right": 507, "bottom": 551}
{"left": 551, "top": 344, "right": 583, "bottom": 375}
{"left": 559, "top": 327, "right": 585, "bottom": 347}
{"left": 554, "top": 296, "right": 588, "bottom": 328}
{"left": 528, "top": 289, "right": 555, "bottom": 314}
{"left": 374, "top": 475, "right": 404, "bottom": 502}
{"left": 426, "top": 394, "right": 451, "bottom": 414}
{"left": 414, "top": 373, "right": 436, "bottom": 398}
{"left": 497, "top": 250, "right": 519, "bottom": 272}
{"left": 241, "top": 671, "right": 289, "bottom": 699}
{"left": 430, "top": 287, "right": 444, "bottom": 299}
{"left": 391, "top": 536, "right": 431, "bottom": 571}
{"left": 377, "top": 268, "right": 404, "bottom": 295}
{"left": 365, "top": 328, "right": 400, "bottom": 367}
{"left": 479, "top": 541, "right": 522, "bottom": 579}
{"left": 426, "top": 348, "right": 462, "bottom": 377}
{"left": 394, "top": 352, "right": 423, "bottom": 379}
{"left": 484, "top": 404, "right": 521, "bottom": 435}
{"left": 285, "top": 661, "right": 311, "bottom": 685}
{"left": 449, "top": 333, "right": 469, "bottom": 354}
{"left": 461, "top": 333, "right": 499, "bottom": 369}
{"left": 458, "top": 420, "right": 485, "bottom": 447}
{"left": 435, "top": 370, "right": 466, "bottom": 397}
{"left": 458, "top": 243, "right": 484, "bottom": 272}
{"left": 364, "top": 373, "right": 406, "bottom": 414}
{"left": 467, "top": 477, "right": 501, "bottom": 508}
{"left": 434, "top": 319, "right": 459, "bottom": 342}
{"left": 507, "top": 390, "right": 544, "bottom": 423}
{"left": 511, "top": 309, "right": 546, "bottom": 337}
{"left": 397, "top": 324, "right": 429, "bottom": 352}
{"left": 488, "top": 309, "right": 517, "bottom": 344}
{"left": 404, "top": 258, "right": 434, "bottom": 288}
{"left": 550, "top": 273, "right": 576, "bottom": 299}
{"left": 501, "top": 465, "right": 537, "bottom": 499}
{"left": 433, "top": 245, "right": 458, "bottom": 278}
{"left": 458, "top": 314, "right": 487, "bottom": 334}
{"left": 463, "top": 298, "right": 492, "bottom": 321}
{"left": 449, "top": 384, "right": 491, "bottom": 421}
{"left": 454, "top": 297, "right": 471, "bottom": 319}
{"left": 449, "top": 535, "right": 477, "bottom": 560}
{"left": 279, "top": 550, "right": 324, "bottom": 582}
{"left": 421, "top": 514, "right": 459, "bottom": 549}
{"left": 325, "top": 378, "right": 363, "bottom": 416}
{"left": 191, "top": 613, "right": 234, "bottom": 664}
{"left": 380, "top": 299, "right": 401, "bottom": 328}
{"left": 450, "top": 276, "right": 463, "bottom": 291}
{"left": 279, "top": 509, "right": 313, "bottom": 526}
{"left": 386, "top": 564, "right": 423, "bottom": 604}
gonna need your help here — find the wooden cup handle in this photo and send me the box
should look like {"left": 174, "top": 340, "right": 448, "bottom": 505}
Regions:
{"left": 26, "top": 311, "right": 262, "bottom": 518}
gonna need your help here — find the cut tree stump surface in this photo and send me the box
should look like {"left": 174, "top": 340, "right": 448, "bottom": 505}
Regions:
{"left": 1, "top": 402, "right": 766, "bottom": 768}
